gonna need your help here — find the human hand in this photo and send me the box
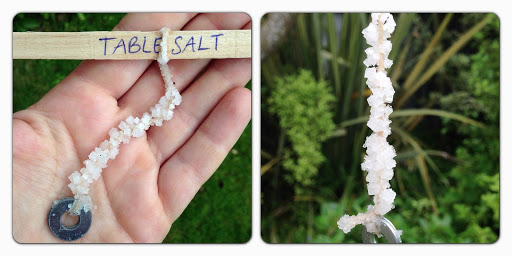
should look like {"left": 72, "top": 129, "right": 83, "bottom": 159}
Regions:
{"left": 13, "top": 13, "right": 251, "bottom": 243}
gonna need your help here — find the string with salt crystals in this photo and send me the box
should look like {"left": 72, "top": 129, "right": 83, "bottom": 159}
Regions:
{"left": 336, "top": 13, "right": 402, "bottom": 243}
{"left": 48, "top": 28, "right": 181, "bottom": 241}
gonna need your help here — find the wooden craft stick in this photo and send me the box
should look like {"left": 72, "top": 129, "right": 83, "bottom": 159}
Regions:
{"left": 13, "top": 30, "right": 251, "bottom": 60}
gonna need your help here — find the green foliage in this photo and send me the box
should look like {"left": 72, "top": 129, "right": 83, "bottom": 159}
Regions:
{"left": 384, "top": 13, "right": 499, "bottom": 244}
{"left": 164, "top": 124, "right": 252, "bottom": 243}
{"left": 261, "top": 13, "right": 499, "bottom": 243}
{"left": 13, "top": 13, "right": 126, "bottom": 32}
{"left": 434, "top": 14, "right": 499, "bottom": 243}
{"left": 13, "top": 13, "right": 125, "bottom": 112}
{"left": 13, "top": 13, "right": 251, "bottom": 243}
{"left": 268, "top": 70, "right": 336, "bottom": 193}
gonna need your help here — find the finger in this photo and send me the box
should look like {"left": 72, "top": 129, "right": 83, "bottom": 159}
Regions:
{"left": 59, "top": 13, "right": 198, "bottom": 100}
{"left": 146, "top": 21, "right": 251, "bottom": 164}
{"left": 157, "top": 87, "right": 251, "bottom": 223}
{"left": 116, "top": 13, "right": 251, "bottom": 114}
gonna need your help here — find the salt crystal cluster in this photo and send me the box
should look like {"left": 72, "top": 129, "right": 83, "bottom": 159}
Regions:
{"left": 337, "top": 13, "right": 400, "bottom": 236}
{"left": 67, "top": 28, "right": 181, "bottom": 215}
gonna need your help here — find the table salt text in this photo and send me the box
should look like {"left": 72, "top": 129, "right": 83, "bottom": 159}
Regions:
{"left": 99, "top": 34, "right": 225, "bottom": 56}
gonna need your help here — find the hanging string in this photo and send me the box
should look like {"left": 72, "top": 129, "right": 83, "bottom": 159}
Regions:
{"left": 337, "top": 13, "right": 401, "bottom": 238}
{"left": 67, "top": 27, "right": 182, "bottom": 215}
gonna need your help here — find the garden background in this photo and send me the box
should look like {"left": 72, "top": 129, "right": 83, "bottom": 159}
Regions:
{"left": 261, "top": 13, "right": 499, "bottom": 243}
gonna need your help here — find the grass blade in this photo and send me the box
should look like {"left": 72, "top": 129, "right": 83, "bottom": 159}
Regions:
{"left": 416, "top": 155, "right": 438, "bottom": 213}
{"left": 312, "top": 13, "right": 324, "bottom": 79}
{"left": 339, "top": 108, "right": 486, "bottom": 128}
{"left": 297, "top": 14, "right": 312, "bottom": 70}
{"left": 401, "top": 13, "right": 453, "bottom": 91}
{"left": 327, "top": 13, "right": 341, "bottom": 100}
{"left": 392, "top": 109, "right": 485, "bottom": 128}
{"left": 341, "top": 14, "right": 364, "bottom": 121}
{"left": 393, "top": 126, "right": 438, "bottom": 212}
{"left": 390, "top": 37, "right": 412, "bottom": 86}
{"left": 396, "top": 14, "right": 494, "bottom": 108}
{"left": 320, "top": 50, "right": 350, "bottom": 66}
{"left": 389, "top": 13, "right": 416, "bottom": 61}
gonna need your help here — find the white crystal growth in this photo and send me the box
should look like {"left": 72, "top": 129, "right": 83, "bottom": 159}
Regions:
{"left": 337, "top": 13, "right": 401, "bottom": 237}
{"left": 67, "top": 28, "right": 181, "bottom": 215}
{"left": 157, "top": 27, "right": 171, "bottom": 65}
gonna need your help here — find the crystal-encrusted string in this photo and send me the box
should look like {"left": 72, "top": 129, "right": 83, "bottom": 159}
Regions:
{"left": 337, "top": 13, "right": 401, "bottom": 237}
{"left": 67, "top": 28, "right": 182, "bottom": 215}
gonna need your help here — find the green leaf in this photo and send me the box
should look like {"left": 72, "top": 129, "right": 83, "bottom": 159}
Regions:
{"left": 340, "top": 108, "right": 485, "bottom": 128}
{"left": 396, "top": 14, "right": 494, "bottom": 108}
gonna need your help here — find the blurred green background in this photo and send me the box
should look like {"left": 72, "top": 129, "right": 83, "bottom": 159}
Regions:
{"left": 13, "top": 13, "right": 251, "bottom": 243}
{"left": 261, "top": 13, "right": 499, "bottom": 243}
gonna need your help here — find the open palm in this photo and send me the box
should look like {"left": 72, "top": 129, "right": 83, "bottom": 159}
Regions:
{"left": 13, "top": 13, "right": 251, "bottom": 243}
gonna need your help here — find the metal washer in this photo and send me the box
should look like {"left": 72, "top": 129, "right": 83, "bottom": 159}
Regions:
{"left": 48, "top": 197, "right": 92, "bottom": 241}
{"left": 361, "top": 217, "right": 402, "bottom": 243}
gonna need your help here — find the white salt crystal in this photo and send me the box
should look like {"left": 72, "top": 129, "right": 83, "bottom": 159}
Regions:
{"left": 157, "top": 27, "right": 171, "bottom": 64}
{"left": 122, "top": 136, "right": 130, "bottom": 144}
{"left": 367, "top": 95, "right": 382, "bottom": 107}
{"left": 108, "top": 147, "right": 119, "bottom": 159}
{"left": 99, "top": 140, "right": 109, "bottom": 150}
{"left": 164, "top": 109, "right": 174, "bottom": 120}
{"left": 132, "top": 128, "right": 145, "bottom": 138}
{"left": 380, "top": 169, "right": 394, "bottom": 180}
{"left": 126, "top": 115, "right": 135, "bottom": 125}
{"left": 367, "top": 224, "right": 378, "bottom": 233}
{"left": 159, "top": 96, "right": 169, "bottom": 108}
{"left": 171, "top": 88, "right": 179, "bottom": 97}
{"left": 109, "top": 137, "right": 120, "bottom": 147}
{"left": 123, "top": 128, "right": 132, "bottom": 136}
{"left": 383, "top": 15, "right": 396, "bottom": 34}
{"left": 371, "top": 13, "right": 380, "bottom": 22}
{"left": 108, "top": 128, "right": 120, "bottom": 139}
{"left": 88, "top": 151, "right": 97, "bottom": 162}
{"left": 364, "top": 67, "right": 377, "bottom": 79}
{"left": 172, "top": 93, "right": 182, "bottom": 105}
{"left": 82, "top": 172, "right": 90, "bottom": 181}
{"left": 68, "top": 172, "right": 81, "bottom": 184}
{"left": 362, "top": 23, "right": 378, "bottom": 46}
{"left": 365, "top": 171, "right": 379, "bottom": 182}
{"left": 364, "top": 47, "right": 379, "bottom": 67}
{"left": 141, "top": 113, "right": 151, "bottom": 125}
{"left": 384, "top": 59, "right": 393, "bottom": 69}
{"left": 118, "top": 121, "right": 128, "bottom": 131}
{"left": 151, "top": 105, "right": 162, "bottom": 118}
{"left": 96, "top": 152, "right": 108, "bottom": 165}
{"left": 367, "top": 183, "right": 381, "bottom": 195}
{"left": 380, "top": 189, "right": 396, "bottom": 204}
{"left": 381, "top": 40, "right": 392, "bottom": 55}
